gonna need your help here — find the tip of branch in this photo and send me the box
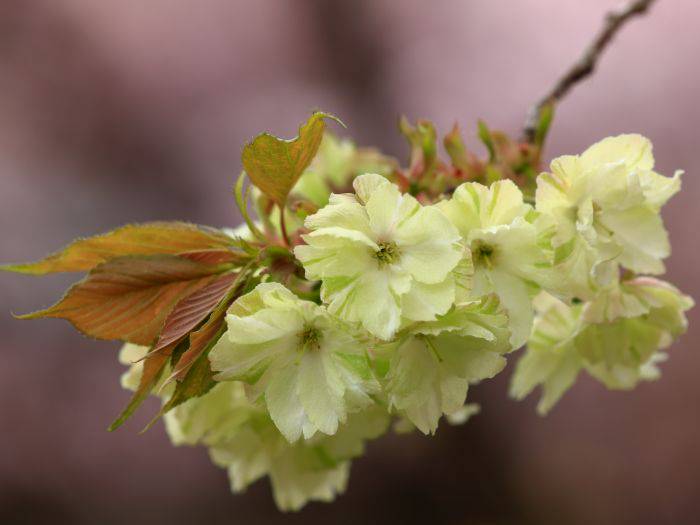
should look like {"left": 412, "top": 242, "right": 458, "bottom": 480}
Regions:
{"left": 521, "top": 0, "right": 657, "bottom": 144}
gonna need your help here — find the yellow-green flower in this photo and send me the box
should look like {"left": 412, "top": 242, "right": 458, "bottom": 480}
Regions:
{"left": 209, "top": 283, "right": 379, "bottom": 443}
{"left": 384, "top": 295, "right": 511, "bottom": 434}
{"left": 295, "top": 173, "right": 462, "bottom": 340}
{"left": 510, "top": 277, "right": 693, "bottom": 414}
{"left": 439, "top": 180, "right": 549, "bottom": 347}
{"left": 536, "top": 134, "right": 681, "bottom": 286}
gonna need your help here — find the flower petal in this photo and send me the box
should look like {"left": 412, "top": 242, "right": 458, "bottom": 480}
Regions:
{"left": 298, "top": 351, "right": 345, "bottom": 436}
{"left": 352, "top": 173, "right": 390, "bottom": 205}
{"left": 265, "top": 363, "right": 310, "bottom": 442}
{"left": 401, "top": 277, "right": 455, "bottom": 322}
{"left": 304, "top": 193, "right": 373, "bottom": 237}
{"left": 598, "top": 206, "right": 669, "bottom": 274}
{"left": 490, "top": 268, "right": 535, "bottom": 348}
{"left": 295, "top": 230, "right": 376, "bottom": 279}
{"left": 396, "top": 206, "right": 461, "bottom": 284}
{"left": 323, "top": 270, "right": 402, "bottom": 340}
{"left": 580, "top": 134, "right": 654, "bottom": 172}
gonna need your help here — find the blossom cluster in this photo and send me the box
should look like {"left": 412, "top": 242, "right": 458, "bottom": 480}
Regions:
{"left": 115, "top": 133, "right": 691, "bottom": 510}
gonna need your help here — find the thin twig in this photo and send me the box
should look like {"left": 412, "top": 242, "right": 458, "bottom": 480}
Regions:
{"left": 522, "top": 0, "right": 657, "bottom": 143}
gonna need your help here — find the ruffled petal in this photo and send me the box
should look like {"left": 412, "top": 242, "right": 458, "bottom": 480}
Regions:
{"left": 352, "top": 172, "right": 391, "bottom": 205}
{"left": 395, "top": 206, "right": 461, "bottom": 284}
{"left": 580, "top": 133, "right": 654, "bottom": 172}
{"left": 401, "top": 277, "right": 455, "bottom": 322}
{"left": 598, "top": 205, "right": 669, "bottom": 274}
{"left": 322, "top": 269, "right": 402, "bottom": 340}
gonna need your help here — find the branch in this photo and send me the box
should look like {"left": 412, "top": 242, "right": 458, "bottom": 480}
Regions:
{"left": 522, "top": 0, "right": 657, "bottom": 143}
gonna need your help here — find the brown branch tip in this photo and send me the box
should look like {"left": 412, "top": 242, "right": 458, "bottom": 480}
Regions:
{"left": 522, "top": 0, "right": 657, "bottom": 143}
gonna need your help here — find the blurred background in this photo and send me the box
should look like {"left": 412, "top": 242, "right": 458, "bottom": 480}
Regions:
{"left": 1, "top": 1, "right": 698, "bottom": 523}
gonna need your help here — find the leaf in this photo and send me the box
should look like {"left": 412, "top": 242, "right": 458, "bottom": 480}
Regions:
{"left": 171, "top": 310, "right": 227, "bottom": 380}
{"left": 241, "top": 112, "right": 342, "bottom": 205}
{"left": 179, "top": 249, "right": 248, "bottom": 265}
{"left": 18, "top": 255, "right": 227, "bottom": 345}
{"left": 152, "top": 272, "right": 239, "bottom": 352}
{"left": 477, "top": 120, "right": 496, "bottom": 162}
{"left": 168, "top": 264, "right": 250, "bottom": 380}
{"left": 2, "top": 222, "right": 235, "bottom": 275}
{"left": 534, "top": 103, "right": 555, "bottom": 148}
{"left": 108, "top": 341, "right": 177, "bottom": 431}
{"left": 399, "top": 116, "right": 438, "bottom": 176}
{"left": 166, "top": 329, "right": 223, "bottom": 410}
{"left": 144, "top": 331, "right": 224, "bottom": 431}
{"left": 444, "top": 123, "right": 471, "bottom": 172}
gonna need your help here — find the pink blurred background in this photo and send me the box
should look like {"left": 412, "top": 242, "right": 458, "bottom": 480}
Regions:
{"left": 1, "top": 1, "right": 698, "bottom": 523}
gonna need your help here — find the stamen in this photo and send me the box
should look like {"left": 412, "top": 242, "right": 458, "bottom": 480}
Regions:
{"left": 298, "top": 325, "right": 322, "bottom": 351}
{"left": 472, "top": 239, "right": 495, "bottom": 268}
{"left": 374, "top": 241, "right": 400, "bottom": 266}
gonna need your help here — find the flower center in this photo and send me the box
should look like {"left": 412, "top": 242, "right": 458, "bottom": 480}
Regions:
{"left": 298, "top": 325, "right": 322, "bottom": 351}
{"left": 374, "top": 241, "right": 400, "bottom": 266}
{"left": 472, "top": 239, "right": 495, "bottom": 268}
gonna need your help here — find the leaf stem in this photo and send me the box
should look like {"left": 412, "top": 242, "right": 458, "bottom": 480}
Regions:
{"left": 279, "top": 203, "right": 291, "bottom": 247}
{"left": 233, "top": 172, "right": 266, "bottom": 242}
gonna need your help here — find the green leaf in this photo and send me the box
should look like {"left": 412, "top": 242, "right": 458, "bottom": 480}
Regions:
{"left": 2, "top": 222, "right": 235, "bottom": 275}
{"left": 477, "top": 120, "right": 496, "bottom": 162}
{"left": 166, "top": 331, "right": 222, "bottom": 411}
{"left": 443, "top": 123, "right": 471, "bottom": 172}
{"left": 399, "top": 117, "right": 438, "bottom": 175}
{"left": 17, "top": 255, "right": 227, "bottom": 345}
{"left": 241, "top": 112, "right": 342, "bottom": 205}
{"left": 108, "top": 341, "right": 178, "bottom": 431}
{"left": 534, "top": 103, "right": 555, "bottom": 148}
{"left": 144, "top": 330, "right": 224, "bottom": 431}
